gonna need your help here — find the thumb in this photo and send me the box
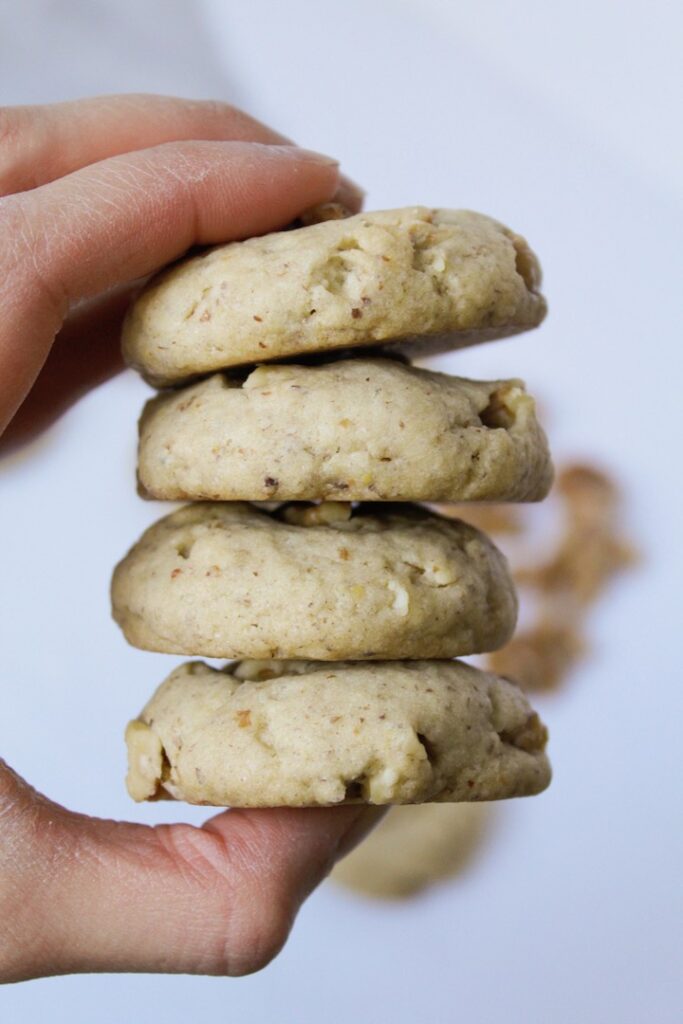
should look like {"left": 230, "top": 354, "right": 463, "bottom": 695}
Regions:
{"left": 0, "top": 760, "right": 382, "bottom": 982}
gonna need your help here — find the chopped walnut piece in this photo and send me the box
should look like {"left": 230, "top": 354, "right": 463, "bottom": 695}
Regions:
{"left": 517, "top": 528, "right": 636, "bottom": 605}
{"left": 233, "top": 660, "right": 283, "bottom": 681}
{"left": 281, "top": 501, "right": 353, "bottom": 527}
{"left": 489, "top": 623, "right": 585, "bottom": 693}
{"left": 480, "top": 459, "right": 638, "bottom": 693}
{"left": 558, "top": 463, "right": 619, "bottom": 523}
{"left": 125, "top": 720, "right": 163, "bottom": 801}
{"left": 499, "top": 711, "right": 548, "bottom": 753}
{"left": 479, "top": 384, "right": 525, "bottom": 430}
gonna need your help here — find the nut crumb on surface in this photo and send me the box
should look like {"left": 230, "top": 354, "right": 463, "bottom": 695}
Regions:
{"left": 473, "top": 461, "right": 638, "bottom": 692}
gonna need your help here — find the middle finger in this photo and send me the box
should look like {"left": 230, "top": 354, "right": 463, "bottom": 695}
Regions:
{"left": 0, "top": 94, "right": 287, "bottom": 197}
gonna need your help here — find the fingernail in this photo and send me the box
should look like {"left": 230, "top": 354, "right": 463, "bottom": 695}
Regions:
{"left": 269, "top": 144, "right": 339, "bottom": 167}
{"left": 337, "top": 175, "right": 366, "bottom": 205}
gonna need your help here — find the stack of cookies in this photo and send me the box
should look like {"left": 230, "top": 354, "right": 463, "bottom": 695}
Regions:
{"left": 112, "top": 206, "right": 553, "bottom": 808}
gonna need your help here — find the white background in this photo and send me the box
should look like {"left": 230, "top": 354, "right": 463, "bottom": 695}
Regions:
{"left": 0, "top": 2, "right": 681, "bottom": 1021}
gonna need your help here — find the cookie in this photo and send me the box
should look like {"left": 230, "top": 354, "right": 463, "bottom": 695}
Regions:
{"left": 125, "top": 659, "right": 551, "bottom": 806}
{"left": 331, "top": 803, "right": 492, "bottom": 898}
{"left": 137, "top": 359, "right": 553, "bottom": 503}
{"left": 122, "top": 207, "right": 546, "bottom": 385}
{"left": 111, "top": 501, "right": 517, "bottom": 660}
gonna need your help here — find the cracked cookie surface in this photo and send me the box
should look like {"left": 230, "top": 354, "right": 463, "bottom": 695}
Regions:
{"left": 122, "top": 207, "right": 546, "bottom": 385}
{"left": 125, "top": 659, "right": 551, "bottom": 806}
{"left": 137, "top": 358, "right": 553, "bottom": 503}
{"left": 111, "top": 501, "right": 517, "bottom": 659}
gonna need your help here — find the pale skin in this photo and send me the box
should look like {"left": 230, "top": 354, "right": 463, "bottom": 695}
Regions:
{"left": 0, "top": 94, "right": 381, "bottom": 983}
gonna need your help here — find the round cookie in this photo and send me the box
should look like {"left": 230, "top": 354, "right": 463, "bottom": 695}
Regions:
{"left": 125, "top": 659, "right": 551, "bottom": 807}
{"left": 122, "top": 207, "right": 546, "bottom": 386}
{"left": 331, "top": 803, "right": 493, "bottom": 899}
{"left": 111, "top": 501, "right": 518, "bottom": 660}
{"left": 137, "top": 359, "right": 553, "bottom": 503}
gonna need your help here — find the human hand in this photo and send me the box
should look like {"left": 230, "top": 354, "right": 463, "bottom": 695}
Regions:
{"left": 0, "top": 94, "right": 378, "bottom": 983}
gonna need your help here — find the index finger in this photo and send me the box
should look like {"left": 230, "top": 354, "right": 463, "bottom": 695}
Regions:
{"left": 0, "top": 140, "right": 340, "bottom": 433}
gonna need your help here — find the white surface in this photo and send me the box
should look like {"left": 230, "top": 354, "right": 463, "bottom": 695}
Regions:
{"left": 0, "top": 1, "right": 681, "bottom": 1021}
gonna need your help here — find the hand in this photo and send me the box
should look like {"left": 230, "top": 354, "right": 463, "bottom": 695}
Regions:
{"left": 0, "top": 94, "right": 377, "bottom": 983}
